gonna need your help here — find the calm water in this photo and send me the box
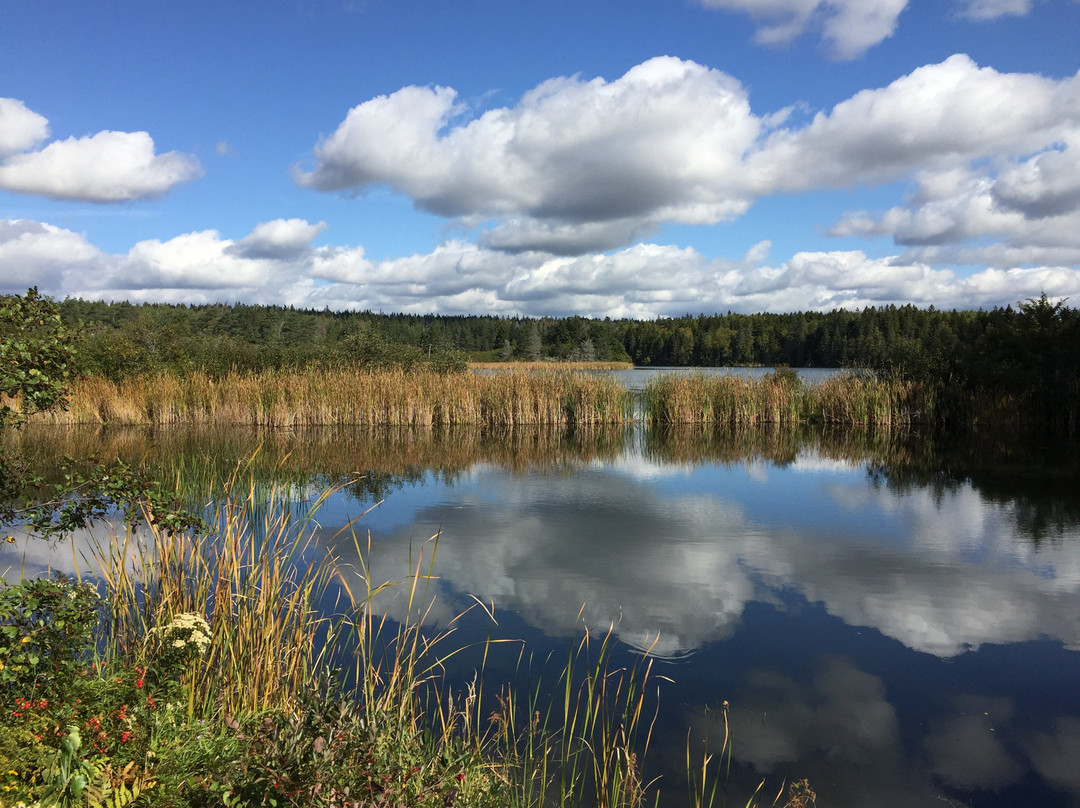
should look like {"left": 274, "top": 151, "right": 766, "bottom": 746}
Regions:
{"left": 6, "top": 421, "right": 1080, "bottom": 807}
{"left": 604, "top": 365, "right": 850, "bottom": 391}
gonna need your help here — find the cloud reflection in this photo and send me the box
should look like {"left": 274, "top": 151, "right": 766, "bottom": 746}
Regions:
{"left": 330, "top": 452, "right": 1080, "bottom": 661}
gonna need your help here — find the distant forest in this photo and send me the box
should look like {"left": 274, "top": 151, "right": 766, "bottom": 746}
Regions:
{"left": 57, "top": 294, "right": 1074, "bottom": 372}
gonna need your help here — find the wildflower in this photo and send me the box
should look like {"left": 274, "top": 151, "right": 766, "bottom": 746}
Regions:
{"left": 151, "top": 612, "right": 212, "bottom": 656}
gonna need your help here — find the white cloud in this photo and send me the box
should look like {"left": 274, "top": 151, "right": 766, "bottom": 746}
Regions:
{"left": 5, "top": 218, "right": 1080, "bottom": 317}
{"left": 750, "top": 55, "right": 1080, "bottom": 192}
{"left": 697, "top": 0, "right": 909, "bottom": 59}
{"left": 789, "top": 58, "right": 1080, "bottom": 268}
{"left": 958, "top": 0, "right": 1032, "bottom": 20}
{"left": 0, "top": 219, "right": 101, "bottom": 291}
{"left": 696, "top": 0, "right": 1034, "bottom": 56}
{"left": 229, "top": 218, "right": 328, "bottom": 259}
{"left": 831, "top": 158, "right": 1080, "bottom": 267}
{"left": 298, "top": 57, "right": 760, "bottom": 253}
{"left": 0, "top": 218, "right": 324, "bottom": 304}
{"left": 0, "top": 100, "right": 202, "bottom": 202}
{"left": 297, "top": 55, "right": 1080, "bottom": 277}
{"left": 0, "top": 98, "right": 49, "bottom": 157}
{"left": 992, "top": 145, "right": 1080, "bottom": 219}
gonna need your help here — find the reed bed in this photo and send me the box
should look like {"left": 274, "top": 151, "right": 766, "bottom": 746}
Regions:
{"left": 642, "top": 372, "right": 930, "bottom": 428}
{"left": 31, "top": 369, "right": 634, "bottom": 428}
{"left": 10, "top": 367, "right": 1051, "bottom": 432}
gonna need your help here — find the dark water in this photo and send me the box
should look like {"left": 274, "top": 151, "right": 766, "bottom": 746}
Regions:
{"left": 6, "top": 422, "right": 1080, "bottom": 807}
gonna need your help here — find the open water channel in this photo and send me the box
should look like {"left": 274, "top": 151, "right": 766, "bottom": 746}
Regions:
{"left": 6, "top": 369, "right": 1080, "bottom": 807}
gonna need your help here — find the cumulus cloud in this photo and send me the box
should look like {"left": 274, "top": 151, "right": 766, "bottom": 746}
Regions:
{"left": 831, "top": 159, "right": 1080, "bottom": 267}
{"left": 0, "top": 218, "right": 326, "bottom": 304}
{"left": 697, "top": 0, "right": 909, "bottom": 59}
{"left": 298, "top": 57, "right": 760, "bottom": 253}
{"left": 0, "top": 219, "right": 102, "bottom": 291}
{"left": 696, "top": 0, "right": 1033, "bottom": 55}
{"left": 228, "top": 218, "right": 328, "bottom": 259}
{"left": 297, "top": 54, "right": 1080, "bottom": 275}
{"left": 5, "top": 217, "right": 1080, "bottom": 317}
{"left": 749, "top": 55, "right": 1080, "bottom": 192}
{"left": 0, "top": 98, "right": 49, "bottom": 157}
{"left": 992, "top": 146, "right": 1080, "bottom": 219}
{"left": 0, "top": 100, "right": 202, "bottom": 202}
{"left": 789, "top": 57, "right": 1080, "bottom": 265}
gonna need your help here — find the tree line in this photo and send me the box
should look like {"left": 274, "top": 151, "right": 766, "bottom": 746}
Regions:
{"left": 54, "top": 294, "right": 1080, "bottom": 430}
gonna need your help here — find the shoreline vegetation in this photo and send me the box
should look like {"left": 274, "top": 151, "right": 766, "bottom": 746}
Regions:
{"left": 52, "top": 293, "right": 1078, "bottom": 433}
{"left": 10, "top": 365, "right": 1035, "bottom": 430}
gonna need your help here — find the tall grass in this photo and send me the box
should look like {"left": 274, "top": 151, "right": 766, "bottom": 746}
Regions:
{"left": 642, "top": 372, "right": 929, "bottom": 428}
{"left": 8, "top": 366, "right": 1049, "bottom": 430}
{"left": 90, "top": 476, "right": 342, "bottom": 716}
{"left": 31, "top": 369, "right": 634, "bottom": 428}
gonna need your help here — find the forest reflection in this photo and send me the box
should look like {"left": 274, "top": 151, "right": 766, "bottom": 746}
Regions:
{"left": 9, "top": 422, "right": 1078, "bottom": 541}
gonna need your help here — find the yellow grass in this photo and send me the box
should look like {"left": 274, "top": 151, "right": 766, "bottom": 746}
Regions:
{"left": 643, "top": 372, "right": 931, "bottom": 428}
{"left": 26, "top": 368, "right": 634, "bottom": 428}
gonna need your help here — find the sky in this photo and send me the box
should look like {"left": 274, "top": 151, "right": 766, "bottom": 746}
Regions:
{"left": 2, "top": 0, "right": 1080, "bottom": 318}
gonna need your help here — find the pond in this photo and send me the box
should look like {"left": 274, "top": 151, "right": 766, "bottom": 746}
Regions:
{"left": 5, "top": 420, "right": 1080, "bottom": 807}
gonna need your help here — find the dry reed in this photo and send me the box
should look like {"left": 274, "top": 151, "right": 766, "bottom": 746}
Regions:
{"left": 642, "top": 372, "right": 930, "bottom": 428}
{"left": 31, "top": 369, "right": 634, "bottom": 428}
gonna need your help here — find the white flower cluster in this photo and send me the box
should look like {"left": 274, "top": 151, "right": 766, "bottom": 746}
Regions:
{"left": 152, "top": 612, "right": 212, "bottom": 656}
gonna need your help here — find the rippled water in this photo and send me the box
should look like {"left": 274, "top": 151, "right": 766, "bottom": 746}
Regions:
{"left": 6, "top": 422, "right": 1079, "bottom": 807}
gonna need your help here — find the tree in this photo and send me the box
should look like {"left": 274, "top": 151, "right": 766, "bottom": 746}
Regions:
{"left": 523, "top": 324, "right": 543, "bottom": 361}
{"left": 0, "top": 287, "right": 76, "bottom": 430}
{"left": 1, "top": 289, "right": 202, "bottom": 539}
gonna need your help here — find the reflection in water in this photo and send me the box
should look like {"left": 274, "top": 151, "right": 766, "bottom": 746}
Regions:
{"left": 5, "top": 423, "right": 1080, "bottom": 806}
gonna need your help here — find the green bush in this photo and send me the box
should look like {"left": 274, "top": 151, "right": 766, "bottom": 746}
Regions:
{"left": 0, "top": 574, "right": 100, "bottom": 704}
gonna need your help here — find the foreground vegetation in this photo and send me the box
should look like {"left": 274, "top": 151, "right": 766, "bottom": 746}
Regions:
{"left": 0, "top": 479, "right": 802, "bottom": 808}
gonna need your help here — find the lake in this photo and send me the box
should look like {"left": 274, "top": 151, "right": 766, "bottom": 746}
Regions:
{"left": 5, "top": 414, "right": 1080, "bottom": 807}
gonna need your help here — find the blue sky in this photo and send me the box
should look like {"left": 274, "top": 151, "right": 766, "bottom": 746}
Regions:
{"left": 2, "top": 0, "right": 1080, "bottom": 317}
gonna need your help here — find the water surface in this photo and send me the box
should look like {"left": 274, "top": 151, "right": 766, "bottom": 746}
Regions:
{"left": 5, "top": 423, "right": 1079, "bottom": 807}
